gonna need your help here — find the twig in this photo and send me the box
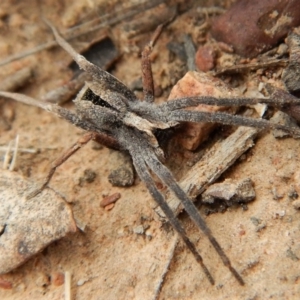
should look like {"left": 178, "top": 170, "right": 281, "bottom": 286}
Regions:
{"left": 2, "top": 141, "right": 13, "bottom": 170}
{"left": 196, "top": 7, "right": 226, "bottom": 15}
{"left": 152, "top": 236, "right": 178, "bottom": 300}
{"left": 213, "top": 58, "right": 288, "bottom": 76}
{"left": 64, "top": 271, "right": 71, "bottom": 300}
{"left": 9, "top": 135, "right": 19, "bottom": 171}
{"left": 2, "top": 135, "right": 20, "bottom": 171}
{"left": 0, "top": 146, "right": 37, "bottom": 154}
{"left": 0, "top": 67, "right": 33, "bottom": 91}
{"left": 41, "top": 72, "right": 90, "bottom": 104}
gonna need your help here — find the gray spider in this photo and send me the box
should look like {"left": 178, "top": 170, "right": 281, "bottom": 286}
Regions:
{"left": 1, "top": 21, "right": 300, "bottom": 286}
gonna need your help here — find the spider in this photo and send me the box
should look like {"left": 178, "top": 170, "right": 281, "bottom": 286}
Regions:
{"left": 1, "top": 21, "right": 300, "bottom": 286}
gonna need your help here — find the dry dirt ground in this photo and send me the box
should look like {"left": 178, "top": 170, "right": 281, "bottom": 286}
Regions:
{"left": 1, "top": 0, "right": 300, "bottom": 299}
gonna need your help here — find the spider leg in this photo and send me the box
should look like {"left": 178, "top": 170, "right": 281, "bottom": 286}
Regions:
{"left": 138, "top": 145, "right": 245, "bottom": 285}
{"left": 141, "top": 24, "right": 164, "bottom": 103}
{"left": 165, "top": 96, "right": 300, "bottom": 111}
{"left": 169, "top": 109, "right": 300, "bottom": 137}
{"left": 43, "top": 19, "right": 137, "bottom": 102}
{"left": 131, "top": 149, "right": 215, "bottom": 285}
{"left": 0, "top": 92, "right": 119, "bottom": 138}
{"left": 163, "top": 94, "right": 300, "bottom": 111}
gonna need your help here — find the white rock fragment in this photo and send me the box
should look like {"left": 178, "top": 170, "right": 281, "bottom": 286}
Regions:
{"left": 202, "top": 178, "right": 255, "bottom": 204}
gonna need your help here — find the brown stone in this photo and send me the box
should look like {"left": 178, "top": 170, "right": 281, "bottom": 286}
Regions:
{"left": 195, "top": 45, "right": 216, "bottom": 72}
{"left": 51, "top": 272, "right": 65, "bottom": 286}
{"left": 211, "top": 0, "right": 300, "bottom": 57}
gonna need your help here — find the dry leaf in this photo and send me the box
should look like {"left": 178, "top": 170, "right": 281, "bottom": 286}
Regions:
{"left": 0, "top": 170, "right": 77, "bottom": 274}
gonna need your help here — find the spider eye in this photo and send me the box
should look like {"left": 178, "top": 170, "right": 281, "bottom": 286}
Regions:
{"left": 83, "top": 88, "right": 116, "bottom": 111}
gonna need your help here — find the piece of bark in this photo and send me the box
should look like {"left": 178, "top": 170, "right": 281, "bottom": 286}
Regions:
{"left": 211, "top": 0, "right": 300, "bottom": 58}
{"left": 154, "top": 126, "right": 259, "bottom": 220}
{"left": 0, "top": 170, "right": 77, "bottom": 274}
{"left": 282, "top": 27, "right": 300, "bottom": 95}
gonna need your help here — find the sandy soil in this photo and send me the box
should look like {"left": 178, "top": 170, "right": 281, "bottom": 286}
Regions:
{"left": 0, "top": 1, "right": 300, "bottom": 299}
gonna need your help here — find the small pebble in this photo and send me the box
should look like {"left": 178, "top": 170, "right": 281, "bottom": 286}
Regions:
{"left": 35, "top": 273, "right": 50, "bottom": 287}
{"left": 211, "top": 0, "right": 300, "bottom": 57}
{"left": 0, "top": 277, "right": 12, "bottom": 289}
{"left": 77, "top": 279, "right": 87, "bottom": 286}
{"left": 83, "top": 169, "right": 97, "bottom": 183}
{"left": 100, "top": 192, "right": 121, "bottom": 208}
{"left": 104, "top": 203, "right": 115, "bottom": 211}
{"left": 271, "top": 111, "right": 298, "bottom": 138}
{"left": 286, "top": 248, "right": 299, "bottom": 262}
{"left": 292, "top": 199, "right": 300, "bottom": 210}
{"left": 51, "top": 272, "right": 64, "bottom": 286}
{"left": 15, "top": 282, "right": 25, "bottom": 292}
{"left": 250, "top": 217, "right": 261, "bottom": 226}
{"left": 271, "top": 186, "right": 284, "bottom": 200}
{"left": 133, "top": 225, "right": 144, "bottom": 235}
{"left": 275, "top": 210, "right": 286, "bottom": 218}
{"left": 108, "top": 167, "right": 134, "bottom": 187}
{"left": 202, "top": 178, "right": 255, "bottom": 204}
{"left": 195, "top": 45, "right": 216, "bottom": 72}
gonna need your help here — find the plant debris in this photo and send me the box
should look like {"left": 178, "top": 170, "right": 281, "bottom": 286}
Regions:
{"left": 0, "top": 170, "right": 77, "bottom": 274}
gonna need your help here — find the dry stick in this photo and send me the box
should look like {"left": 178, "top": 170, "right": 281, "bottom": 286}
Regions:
{"left": 64, "top": 271, "right": 71, "bottom": 300}
{"left": 0, "top": 67, "right": 33, "bottom": 91}
{"left": 2, "top": 136, "right": 20, "bottom": 171}
{"left": 152, "top": 236, "right": 178, "bottom": 300}
{"left": 213, "top": 59, "right": 288, "bottom": 75}
{"left": 41, "top": 72, "right": 89, "bottom": 104}
{"left": 155, "top": 126, "right": 259, "bottom": 218}
{"left": 0, "top": 0, "right": 166, "bottom": 67}
{"left": 142, "top": 24, "right": 165, "bottom": 103}
{"left": 2, "top": 141, "right": 13, "bottom": 170}
{"left": 27, "top": 132, "right": 94, "bottom": 199}
{"left": 9, "top": 135, "right": 19, "bottom": 172}
{"left": 196, "top": 6, "right": 226, "bottom": 15}
{"left": 0, "top": 146, "right": 36, "bottom": 154}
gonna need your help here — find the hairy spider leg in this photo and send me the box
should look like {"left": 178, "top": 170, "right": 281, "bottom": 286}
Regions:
{"left": 168, "top": 109, "right": 300, "bottom": 137}
{"left": 131, "top": 147, "right": 215, "bottom": 285}
{"left": 127, "top": 131, "right": 244, "bottom": 285}
{"left": 44, "top": 18, "right": 137, "bottom": 102}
